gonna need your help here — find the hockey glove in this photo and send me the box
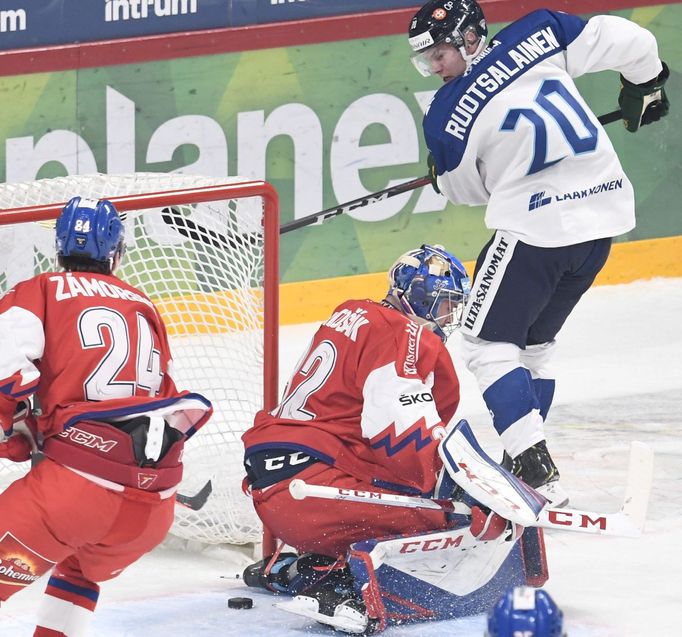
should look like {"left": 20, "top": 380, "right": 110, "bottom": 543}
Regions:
{"left": 0, "top": 400, "right": 34, "bottom": 463}
{"left": 427, "top": 152, "right": 441, "bottom": 194}
{"left": 619, "top": 61, "right": 670, "bottom": 132}
{"left": 470, "top": 506, "right": 524, "bottom": 542}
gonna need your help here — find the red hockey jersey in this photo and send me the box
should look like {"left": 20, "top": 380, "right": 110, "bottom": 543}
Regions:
{"left": 243, "top": 299, "right": 460, "bottom": 496}
{"left": 0, "top": 271, "right": 212, "bottom": 489}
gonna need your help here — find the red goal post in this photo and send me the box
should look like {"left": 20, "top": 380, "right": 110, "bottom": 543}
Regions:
{"left": 0, "top": 173, "right": 279, "bottom": 550}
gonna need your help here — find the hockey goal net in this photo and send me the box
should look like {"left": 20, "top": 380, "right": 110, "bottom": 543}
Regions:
{"left": 0, "top": 173, "right": 279, "bottom": 547}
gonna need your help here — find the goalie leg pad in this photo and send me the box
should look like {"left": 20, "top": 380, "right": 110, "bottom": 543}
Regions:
{"left": 345, "top": 518, "right": 544, "bottom": 632}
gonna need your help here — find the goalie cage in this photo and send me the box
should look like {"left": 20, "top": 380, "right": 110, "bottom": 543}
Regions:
{"left": 0, "top": 173, "right": 279, "bottom": 548}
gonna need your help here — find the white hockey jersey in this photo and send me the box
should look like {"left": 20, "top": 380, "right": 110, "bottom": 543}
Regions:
{"left": 424, "top": 11, "right": 663, "bottom": 247}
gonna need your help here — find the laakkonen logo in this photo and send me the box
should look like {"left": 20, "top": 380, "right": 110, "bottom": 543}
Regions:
{"left": 528, "top": 178, "right": 624, "bottom": 211}
{"left": 105, "top": 0, "right": 197, "bottom": 22}
{"left": 528, "top": 191, "right": 551, "bottom": 211}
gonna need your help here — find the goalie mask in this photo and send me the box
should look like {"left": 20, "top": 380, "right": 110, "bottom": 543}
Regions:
{"left": 387, "top": 244, "right": 470, "bottom": 341}
{"left": 56, "top": 196, "right": 125, "bottom": 265}
{"left": 408, "top": 0, "right": 488, "bottom": 77}
{"left": 486, "top": 586, "right": 566, "bottom": 637}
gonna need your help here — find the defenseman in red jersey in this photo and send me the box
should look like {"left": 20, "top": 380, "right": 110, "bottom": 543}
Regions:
{"left": 0, "top": 197, "right": 212, "bottom": 636}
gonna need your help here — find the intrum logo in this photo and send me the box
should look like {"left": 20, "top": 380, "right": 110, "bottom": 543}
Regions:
{"left": 105, "top": 0, "right": 197, "bottom": 22}
{"left": 0, "top": 9, "right": 26, "bottom": 33}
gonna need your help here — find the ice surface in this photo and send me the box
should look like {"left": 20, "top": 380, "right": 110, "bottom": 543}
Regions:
{"left": 2, "top": 278, "right": 681, "bottom": 636}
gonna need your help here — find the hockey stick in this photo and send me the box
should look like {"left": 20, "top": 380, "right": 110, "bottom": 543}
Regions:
{"left": 175, "top": 480, "right": 212, "bottom": 511}
{"left": 279, "top": 175, "right": 432, "bottom": 234}
{"left": 160, "top": 109, "right": 622, "bottom": 243}
{"left": 289, "top": 440, "right": 652, "bottom": 538}
{"left": 282, "top": 109, "right": 622, "bottom": 233}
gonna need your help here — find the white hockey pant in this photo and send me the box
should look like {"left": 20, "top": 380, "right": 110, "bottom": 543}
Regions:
{"left": 459, "top": 336, "right": 556, "bottom": 458}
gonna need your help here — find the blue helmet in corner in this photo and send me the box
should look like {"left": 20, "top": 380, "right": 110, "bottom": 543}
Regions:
{"left": 487, "top": 586, "right": 565, "bottom": 637}
{"left": 55, "top": 196, "right": 125, "bottom": 263}
{"left": 388, "top": 244, "right": 470, "bottom": 341}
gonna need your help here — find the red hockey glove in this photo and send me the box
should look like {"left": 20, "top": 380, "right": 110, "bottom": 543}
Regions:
{"left": 0, "top": 400, "right": 36, "bottom": 463}
{"left": 0, "top": 432, "right": 32, "bottom": 462}
{"left": 470, "top": 505, "right": 524, "bottom": 542}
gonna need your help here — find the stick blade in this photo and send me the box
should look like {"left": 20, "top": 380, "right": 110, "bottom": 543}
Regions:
{"left": 176, "top": 480, "right": 213, "bottom": 510}
{"left": 620, "top": 441, "right": 654, "bottom": 535}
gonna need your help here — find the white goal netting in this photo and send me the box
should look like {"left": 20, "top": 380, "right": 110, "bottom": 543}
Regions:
{"left": 0, "top": 173, "right": 279, "bottom": 546}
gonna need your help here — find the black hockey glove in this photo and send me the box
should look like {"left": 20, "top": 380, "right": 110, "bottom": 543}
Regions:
{"left": 618, "top": 61, "right": 670, "bottom": 132}
{"left": 427, "top": 152, "right": 441, "bottom": 194}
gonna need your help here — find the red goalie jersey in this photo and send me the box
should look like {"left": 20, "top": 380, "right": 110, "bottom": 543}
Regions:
{"left": 244, "top": 298, "right": 460, "bottom": 497}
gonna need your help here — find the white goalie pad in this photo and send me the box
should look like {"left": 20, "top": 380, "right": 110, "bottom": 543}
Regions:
{"left": 438, "top": 420, "right": 547, "bottom": 526}
{"left": 372, "top": 525, "right": 518, "bottom": 597}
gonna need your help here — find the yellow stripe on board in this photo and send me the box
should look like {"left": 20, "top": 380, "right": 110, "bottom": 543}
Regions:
{"left": 280, "top": 235, "right": 682, "bottom": 325}
{"left": 156, "top": 288, "right": 263, "bottom": 337}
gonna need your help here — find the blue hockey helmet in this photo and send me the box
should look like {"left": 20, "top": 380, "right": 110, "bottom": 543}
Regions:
{"left": 55, "top": 196, "right": 125, "bottom": 264}
{"left": 408, "top": 0, "right": 488, "bottom": 77}
{"left": 487, "top": 586, "right": 565, "bottom": 637}
{"left": 388, "top": 244, "right": 470, "bottom": 341}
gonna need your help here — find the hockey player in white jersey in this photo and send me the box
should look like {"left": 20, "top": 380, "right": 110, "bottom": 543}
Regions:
{"left": 408, "top": 0, "right": 669, "bottom": 505}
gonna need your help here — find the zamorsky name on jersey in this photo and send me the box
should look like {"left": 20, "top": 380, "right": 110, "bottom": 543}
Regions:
{"left": 528, "top": 178, "right": 624, "bottom": 211}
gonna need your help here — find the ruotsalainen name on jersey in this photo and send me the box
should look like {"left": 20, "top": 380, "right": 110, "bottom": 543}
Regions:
{"left": 425, "top": 10, "right": 590, "bottom": 171}
{"left": 445, "top": 26, "right": 561, "bottom": 141}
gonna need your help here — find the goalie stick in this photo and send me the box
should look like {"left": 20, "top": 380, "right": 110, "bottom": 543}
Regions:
{"left": 160, "top": 109, "right": 623, "bottom": 243}
{"left": 175, "top": 480, "right": 212, "bottom": 511}
{"left": 289, "top": 440, "right": 653, "bottom": 538}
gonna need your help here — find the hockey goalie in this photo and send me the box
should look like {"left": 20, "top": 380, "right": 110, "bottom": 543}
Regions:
{"left": 241, "top": 244, "right": 548, "bottom": 634}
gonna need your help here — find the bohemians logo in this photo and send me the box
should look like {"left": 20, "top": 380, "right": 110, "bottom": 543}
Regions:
{"left": 0, "top": 532, "right": 56, "bottom": 587}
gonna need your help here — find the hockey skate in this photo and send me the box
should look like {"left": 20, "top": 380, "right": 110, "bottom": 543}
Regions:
{"left": 243, "top": 552, "right": 353, "bottom": 595}
{"left": 503, "top": 441, "right": 569, "bottom": 507}
{"left": 277, "top": 586, "right": 376, "bottom": 635}
{"left": 244, "top": 552, "right": 376, "bottom": 633}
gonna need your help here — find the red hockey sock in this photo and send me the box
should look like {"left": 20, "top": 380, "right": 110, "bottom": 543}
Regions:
{"left": 33, "top": 573, "right": 100, "bottom": 637}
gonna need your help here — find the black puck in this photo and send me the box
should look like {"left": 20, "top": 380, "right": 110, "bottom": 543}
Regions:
{"left": 228, "top": 596, "right": 253, "bottom": 609}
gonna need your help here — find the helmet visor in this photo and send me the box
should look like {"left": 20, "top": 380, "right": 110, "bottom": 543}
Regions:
{"left": 429, "top": 288, "right": 468, "bottom": 337}
{"left": 410, "top": 39, "right": 462, "bottom": 77}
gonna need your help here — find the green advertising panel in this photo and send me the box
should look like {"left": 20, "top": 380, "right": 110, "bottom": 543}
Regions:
{"left": 0, "top": 5, "right": 679, "bottom": 283}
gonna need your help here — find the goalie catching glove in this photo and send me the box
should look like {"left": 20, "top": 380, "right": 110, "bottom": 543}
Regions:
{"left": 0, "top": 399, "right": 36, "bottom": 463}
{"left": 619, "top": 61, "right": 670, "bottom": 132}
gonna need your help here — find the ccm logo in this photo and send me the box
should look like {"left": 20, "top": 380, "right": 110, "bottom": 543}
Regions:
{"left": 546, "top": 510, "right": 607, "bottom": 530}
{"left": 400, "top": 534, "right": 464, "bottom": 553}
{"left": 338, "top": 489, "right": 384, "bottom": 500}
{"left": 58, "top": 427, "right": 117, "bottom": 452}
{"left": 264, "top": 451, "right": 310, "bottom": 471}
{"left": 399, "top": 392, "right": 434, "bottom": 406}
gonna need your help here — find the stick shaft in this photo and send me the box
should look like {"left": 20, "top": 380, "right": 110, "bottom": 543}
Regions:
{"left": 279, "top": 176, "right": 431, "bottom": 234}
{"left": 289, "top": 440, "right": 648, "bottom": 539}
{"left": 279, "top": 109, "right": 622, "bottom": 234}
